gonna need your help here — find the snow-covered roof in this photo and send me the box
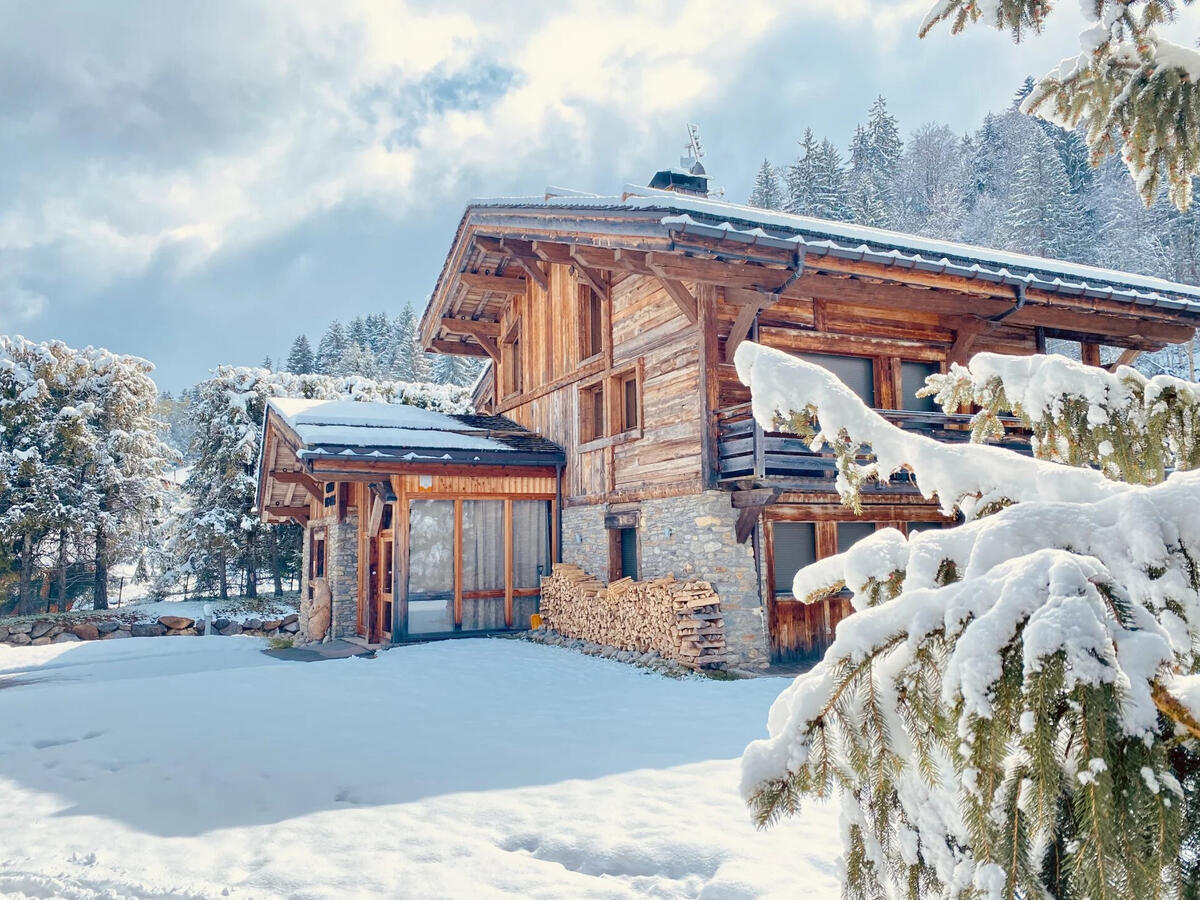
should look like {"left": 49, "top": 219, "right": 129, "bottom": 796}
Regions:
{"left": 461, "top": 184, "right": 1200, "bottom": 312}
{"left": 266, "top": 398, "right": 563, "bottom": 463}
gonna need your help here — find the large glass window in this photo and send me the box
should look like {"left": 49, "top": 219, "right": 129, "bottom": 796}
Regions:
{"left": 797, "top": 353, "right": 875, "bottom": 407}
{"left": 461, "top": 500, "right": 505, "bottom": 632}
{"left": 901, "top": 361, "right": 941, "bottom": 413}
{"left": 407, "top": 500, "right": 455, "bottom": 635}
{"left": 772, "top": 522, "right": 817, "bottom": 596}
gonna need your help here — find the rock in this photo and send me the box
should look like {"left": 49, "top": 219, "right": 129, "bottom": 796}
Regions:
{"left": 281, "top": 621, "right": 299, "bottom": 634}
{"left": 102, "top": 629, "right": 131, "bottom": 639}
{"left": 30, "top": 621, "right": 53, "bottom": 639}
{"left": 71, "top": 623, "right": 100, "bottom": 641}
{"left": 96, "top": 620, "right": 121, "bottom": 634}
{"left": 31, "top": 636, "right": 51, "bottom": 646}
{"left": 0, "top": 625, "right": 8, "bottom": 641}
{"left": 281, "top": 613, "right": 299, "bottom": 627}
{"left": 212, "top": 617, "right": 231, "bottom": 631}
{"left": 167, "top": 627, "right": 198, "bottom": 636}
{"left": 52, "top": 632, "right": 80, "bottom": 643}
{"left": 262, "top": 619, "right": 283, "bottom": 631}
{"left": 9, "top": 633, "right": 31, "bottom": 646}
{"left": 130, "top": 623, "right": 165, "bottom": 638}
{"left": 8, "top": 621, "right": 32, "bottom": 635}
{"left": 217, "top": 622, "right": 243, "bottom": 636}
{"left": 158, "top": 615, "right": 194, "bottom": 630}
{"left": 244, "top": 617, "right": 263, "bottom": 631}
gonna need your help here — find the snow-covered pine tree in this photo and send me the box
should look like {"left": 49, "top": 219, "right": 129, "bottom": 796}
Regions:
{"left": 735, "top": 340, "right": 1200, "bottom": 899}
{"left": 1003, "top": 127, "right": 1093, "bottom": 261}
{"left": 784, "top": 129, "right": 820, "bottom": 216}
{"left": 748, "top": 159, "right": 785, "bottom": 210}
{"left": 432, "top": 353, "right": 481, "bottom": 387}
{"left": 808, "top": 139, "right": 851, "bottom": 222}
{"left": 315, "top": 321, "right": 348, "bottom": 375}
{"left": 339, "top": 342, "right": 380, "bottom": 379}
{"left": 347, "top": 316, "right": 370, "bottom": 351}
{"left": 848, "top": 96, "right": 903, "bottom": 227}
{"left": 921, "top": 0, "right": 1200, "bottom": 211}
{"left": 285, "top": 335, "right": 315, "bottom": 374}
{"left": 388, "top": 308, "right": 418, "bottom": 381}
{"left": 364, "top": 312, "right": 392, "bottom": 358}
{"left": 894, "top": 123, "right": 969, "bottom": 237}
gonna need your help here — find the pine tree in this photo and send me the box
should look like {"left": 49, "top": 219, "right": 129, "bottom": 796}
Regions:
{"left": 1003, "top": 127, "right": 1092, "bottom": 261}
{"left": 748, "top": 159, "right": 784, "bottom": 210}
{"left": 921, "top": 0, "right": 1200, "bottom": 210}
{"left": 285, "top": 335, "right": 315, "bottom": 374}
{"left": 784, "top": 129, "right": 820, "bottom": 216}
{"left": 736, "top": 341, "right": 1200, "bottom": 899}
{"left": 387, "top": 308, "right": 417, "bottom": 380}
{"left": 808, "top": 139, "right": 851, "bottom": 222}
{"left": 848, "top": 96, "right": 903, "bottom": 227}
{"left": 261, "top": 355, "right": 273, "bottom": 371}
{"left": 315, "top": 321, "right": 348, "bottom": 375}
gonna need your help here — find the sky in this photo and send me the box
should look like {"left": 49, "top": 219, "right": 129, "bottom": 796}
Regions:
{"left": 3, "top": 0, "right": 1198, "bottom": 392}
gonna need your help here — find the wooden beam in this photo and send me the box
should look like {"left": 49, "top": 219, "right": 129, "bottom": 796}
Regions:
{"left": 441, "top": 317, "right": 499, "bottom": 339}
{"left": 511, "top": 255, "right": 548, "bottom": 291}
{"left": 1108, "top": 348, "right": 1142, "bottom": 371}
{"left": 531, "top": 240, "right": 574, "bottom": 265}
{"left": 566, "top": 250, "right": 607, "bottom": 298}
{"left": 649, "top": 266, "right": 699, "bottom": 324}
{"left": 269, "top": 469, "right": 321, "bottom": 499}
{"left": 430, "top": 339, "right": 491, "bottom": 357}
{"left": 265, "top": 504, "right": 310, "bottom": 524}
{"left": 460, "top": 272, "right": 525, "bottom": 294}
{"left": 947, "top": 317, "right": 990, "bottom": 366}
{"left": 733, "top": 487, "right": 782, "bottom": 543}
{"left": 725, "top": 289, "right": 780, "bottom": 362}
{"left": 1081, "top": 341, "right": 1102, "bottom": 367}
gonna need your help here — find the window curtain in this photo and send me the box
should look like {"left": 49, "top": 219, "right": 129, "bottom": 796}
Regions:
{"left": 462, "top": 500, "right": 505, "bottom": 631}
{"left": 512, "top": 500, "right": 550, "bottom": 589}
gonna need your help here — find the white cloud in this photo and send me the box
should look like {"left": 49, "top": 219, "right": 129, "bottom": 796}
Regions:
{"left": 0, "top": 283, "right": 47, "bottom": 329}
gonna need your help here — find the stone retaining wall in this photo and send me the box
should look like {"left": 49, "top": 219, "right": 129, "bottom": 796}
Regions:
{"left": 0, "top": 614, "right": 300, "bottom": 647}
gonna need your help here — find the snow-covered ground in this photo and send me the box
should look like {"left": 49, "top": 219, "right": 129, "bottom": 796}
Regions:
{"left": 0, "top": 637, "right": 839, "bottom": 898}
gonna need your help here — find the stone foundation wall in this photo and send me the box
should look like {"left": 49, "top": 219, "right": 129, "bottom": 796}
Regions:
{"left": 561, "top": 491, "right": 768, "bottom": 668}
{"left": 0, "top": 613, "right": 299, "bottom": 646}
{"left": 299, "top": 511, "right": 360, "bottom": 643}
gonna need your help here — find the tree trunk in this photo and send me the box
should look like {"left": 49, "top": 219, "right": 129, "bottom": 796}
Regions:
{"left": 56, "top": 527, "right": 68, "bottom": 613}
{"left": 93, "top": 525, "right": 108, "bottom": 610}
{"left": 245, "top": 537, "right": 257, "bottom": 598}
{"left": 17, "top": 532, "right": 35, "bottom": 616}
{"left": 270, "top": 527, "right": 283, "bottom": 596}
{"left": 218, "top": 546, "right": 228, "bottom": 600}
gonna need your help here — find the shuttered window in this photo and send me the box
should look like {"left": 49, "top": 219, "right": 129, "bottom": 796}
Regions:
{"left": 836, "top": 521, "right": 876, "bottom": 552}
{"left": 619, "top": 528, "right": 638, "bottom": 580}
{"left": 901, "top": 361, "right": 941, "bottom": 413}
{"left": 797, "top": 353, "right": 875, "bottom": 407}
{"left": 772, "top": 522, "right": 817, "bottom": 596}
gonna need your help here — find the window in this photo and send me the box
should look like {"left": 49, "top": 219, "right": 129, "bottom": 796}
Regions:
{"left": 772, "top": 522, "right": 817, "bottom": 597}
{"left": 901, "top": 361, "right": 941, "bottom": 413}
{"left": 502, "top": 323, "right": 522, "bottom": 397}
{"left": 907, "top": 520, "right": 943, "bottom": 535}
{"left": 580, "top": 284, "right": 604, "bottom": 360}
{"left": 407, "top": 500, "right": 456, "bottom": 635}
{"left": 613, "top": 527, "right": 638, "bottom": 580}
{"left": 580, "top": 381, "right": 606, "bottom": 443}
{"left": 461, "top": 500, "right": 505, "bottom": 632}
{"left": 313, "top": 538, "right": 325, "bottom": 579}
{"left": 513, "top": 500, "right": 552, "bottom": 628}
{"left": 619, "top": 371, "right": 639, "bottom": 434}
{"left": 797, "top": 353, "right": 875, "bottom": 407}
{"left": 323, "top": 482, "right": 336, "bottom": 508}
{"left": 836, "top": 521, "right": 876, "bottom": 552}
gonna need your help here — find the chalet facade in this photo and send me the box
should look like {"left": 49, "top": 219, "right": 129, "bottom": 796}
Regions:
{"left": 257, "top": 398, "right": 563, "bottom": 645}
{"left": 418, "top": 176, "right": 1200, "bottom": 667}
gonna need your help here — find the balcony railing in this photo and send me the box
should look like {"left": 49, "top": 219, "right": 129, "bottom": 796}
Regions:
{"left": 715, "top": 402, "right": 1029, "bottom": 490}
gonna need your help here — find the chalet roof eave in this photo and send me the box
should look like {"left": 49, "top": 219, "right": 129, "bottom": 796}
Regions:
{"left": 300, "top": 446, "right": 564, "bottom": 468}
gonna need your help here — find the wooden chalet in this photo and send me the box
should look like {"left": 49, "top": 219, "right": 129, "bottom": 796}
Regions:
{"left": 418, "top": 171, "right": 1200, "bottom": 667}
{"left": 257, "top": 398, "right": 563, "bottom": 645}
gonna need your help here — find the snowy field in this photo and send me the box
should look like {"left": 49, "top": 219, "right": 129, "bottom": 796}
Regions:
{"left": 0, "top": 637, "right": 840, "bottom": 898}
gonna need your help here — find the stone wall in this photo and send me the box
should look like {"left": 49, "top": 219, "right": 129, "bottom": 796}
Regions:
{"left": 299, "top": 510, "right": 361, "bottom": 643}
{"left": 561, "top": 491, "right": 768, "bottom": 668}
{"left": 0, "top": 613, "right": 299, "bottom": 646}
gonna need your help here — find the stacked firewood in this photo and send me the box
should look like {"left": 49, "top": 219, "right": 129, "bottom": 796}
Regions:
{"left": 540, "top": 565, "right": 726, "bottom": 669}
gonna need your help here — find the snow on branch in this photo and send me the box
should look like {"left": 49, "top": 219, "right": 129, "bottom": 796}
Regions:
{"left": 733, "top": 341, "right": 1128, "bottom": 518}
{"left": 735, "top": 340, "right": 1200, "bottom": 897}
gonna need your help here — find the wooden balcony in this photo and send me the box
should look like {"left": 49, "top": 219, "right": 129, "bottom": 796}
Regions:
{"left": 715, "top": 402, "right": 1029, "bottom": 492}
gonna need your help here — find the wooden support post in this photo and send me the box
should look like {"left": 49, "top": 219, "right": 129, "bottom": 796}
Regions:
{"left": 569, "top": 251, "right": 608, "bottom": 298}
{"left": 269, "top": 469, "right": 322, "bottom": 499}
{"left": 733, "top": 487, "right": 782, "bottom": 544}
{"left": 511, "top": 255, "right": 548, "bottom": 292}
{"left": 947, "top": 317, "right": 989, "bottom": 367}
{"left": 1080, "top": 342, "right": 1102, "bottom": 368}
{"left": 1106, "top": 347, "right": 1142, "bottom": 371}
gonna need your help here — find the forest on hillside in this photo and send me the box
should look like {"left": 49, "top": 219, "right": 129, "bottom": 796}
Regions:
{"left": 745, "top": 83, "right": 1200, "bottom": 290}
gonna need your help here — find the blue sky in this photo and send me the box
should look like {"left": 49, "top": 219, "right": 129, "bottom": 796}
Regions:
{"left": 3, "top": 1, "right": 1197, "bottom": 391}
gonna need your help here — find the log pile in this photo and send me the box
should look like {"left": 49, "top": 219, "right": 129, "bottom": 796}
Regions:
{"left": 540, "top": 565, "right": 726, "bottom": 669}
